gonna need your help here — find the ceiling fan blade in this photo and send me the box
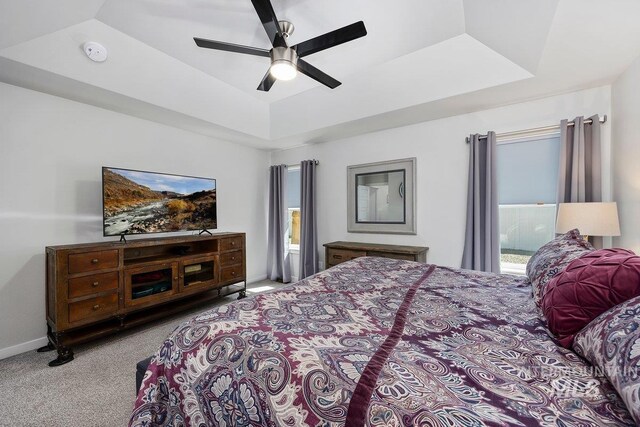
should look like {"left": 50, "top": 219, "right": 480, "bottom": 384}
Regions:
{"left": 257, "top": 69, "right": 277, "bottom": 91}
{"left": 194, "top": 38, "right": 270, "bottom": 57}
{"left": 297, "top": 59, "right": 341, "bottom": 89}
{"left": 250, "top": 0, "right": 286, "bottom": 47}
{"left": 293, "top": 21, "right": 367, "bottom": 58}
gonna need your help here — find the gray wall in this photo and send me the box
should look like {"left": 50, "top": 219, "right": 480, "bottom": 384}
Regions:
{"left": 612, "top": 54, "right": 640, "bottom": 252}
{"left": 271, "top": 87, "right": 612, "bottom": 280}
{"left": 0, "top": 82, "right": 269, "bottom": 358}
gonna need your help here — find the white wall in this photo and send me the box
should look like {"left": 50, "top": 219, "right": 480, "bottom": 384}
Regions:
{"left": 0, "top": 82, "right": 269, "bottom": 359}
{"left": 272, "top": 86, "right": 612, "bottom": 275}
{"left": 612, "top": 55, "right": 640, "bottom": 252}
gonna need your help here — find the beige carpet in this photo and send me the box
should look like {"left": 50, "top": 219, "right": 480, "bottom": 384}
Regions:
{"left": 0, "top": 280, "right": 282, "bottom": 427}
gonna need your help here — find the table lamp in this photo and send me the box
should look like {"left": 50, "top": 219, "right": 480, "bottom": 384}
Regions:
{"left": 555, "top": 202, "right": 621, "bottom": 239}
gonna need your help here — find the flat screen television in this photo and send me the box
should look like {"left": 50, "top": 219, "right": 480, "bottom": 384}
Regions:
{"left": 102, "top": 167, "right": 217, "bottom": 237}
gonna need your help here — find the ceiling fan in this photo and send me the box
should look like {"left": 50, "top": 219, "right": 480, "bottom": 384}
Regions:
{"left": 193, "top": 0, "right": 367, "bottom": 91}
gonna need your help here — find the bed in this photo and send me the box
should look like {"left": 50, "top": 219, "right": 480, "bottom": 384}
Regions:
{"left": 129, "top": 254, "right": 636, "bottom": 426}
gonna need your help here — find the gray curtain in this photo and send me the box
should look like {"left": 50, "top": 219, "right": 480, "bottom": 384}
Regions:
{"left": 299, "top": 160, "right": 318, "bottom": 279}
{"left": 557, "top": 115, "right": 602, "bottom": 203}
{"left": 267, "top": 165, "right": 291, "bottom": 283}
{"left": 557, "top": 115, "right": 602, "bottom": 246}
{"left": 461, "top": 132, "right": 500, "bottom": 273}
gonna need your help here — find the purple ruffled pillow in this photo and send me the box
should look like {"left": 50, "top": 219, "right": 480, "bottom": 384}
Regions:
{"left": 526, "top": 229, "right": 594, "bottom": 308}
{"left": 541, "top": 248, "right": 640, "bottom": 348}
{"left": 573, "top": 295, "right": 640, "bottom": 424}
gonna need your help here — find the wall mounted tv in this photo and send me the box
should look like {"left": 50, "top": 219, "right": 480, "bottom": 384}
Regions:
{"left": 102, "top": 167, "right": 217, "bottom": 237}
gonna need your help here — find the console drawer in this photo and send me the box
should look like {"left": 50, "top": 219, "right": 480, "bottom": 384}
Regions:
{"left": 68, "top": 293, "right": 118, "bottom": 323}
{"left": 68, "top": 272, "right": 119, "bottom": 299}
{"left": 221, "top": 265, "right": 243, "bottom": 283}
{"left": 220, "top": 250, "right": 243, "bottom": 266}
{"left": 220, "top": 237, "right": 243, "bottom": 252}
{"left": 327, "top": 248, "right": 366, "bottom": 266}
{"left": 68, "top": 250, "right": 118, "bottom": 274}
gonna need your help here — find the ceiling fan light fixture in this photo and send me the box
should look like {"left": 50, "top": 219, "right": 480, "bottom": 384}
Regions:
{"left": 270, "top": 61, "right": 297, "bottom": 80}
{"left": 270, "top": 47, "right": 298, "bottom": 81}
{"left": 193, "top": 0, "right": 367, "bottom": 91}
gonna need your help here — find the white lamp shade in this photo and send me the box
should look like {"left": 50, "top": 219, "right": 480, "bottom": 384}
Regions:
{"left": 556, "top": 202, "right": 621, "bottom": 236}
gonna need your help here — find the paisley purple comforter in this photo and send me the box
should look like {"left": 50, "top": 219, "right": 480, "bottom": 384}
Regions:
{"left": 130, "top": 257, "right": 634, "bottom": 426}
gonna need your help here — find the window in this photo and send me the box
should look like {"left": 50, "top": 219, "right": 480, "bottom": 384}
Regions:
{"left": 497, "top": 135, "right": 560, "bottom": 274}
{"left": 287, "top": 167, "right": 300, "bottom": 250}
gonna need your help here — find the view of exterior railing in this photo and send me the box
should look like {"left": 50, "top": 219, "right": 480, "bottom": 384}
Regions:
{"left": 500, "top": 204, "right": 556, "bottom": 252}
{"left": 500, "top": 204, "right": 556, "bottom": 274}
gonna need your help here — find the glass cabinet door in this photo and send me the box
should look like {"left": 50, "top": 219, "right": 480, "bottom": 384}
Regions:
{"left": 181, "top": 256, "right": 217, "bottom": 291}
{"left": 125, "top": 263, "right": 177, "bottom": 306}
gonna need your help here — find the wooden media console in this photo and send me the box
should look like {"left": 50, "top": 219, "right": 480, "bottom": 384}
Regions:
{"left": 42, "top": 233, "right": 246, "bottom": 366}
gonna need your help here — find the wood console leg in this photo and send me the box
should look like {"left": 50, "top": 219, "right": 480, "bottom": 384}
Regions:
{"left": 237, "top": 281, "right": 247, "bottom": 300}
{"left": 49, "top": 346, "right": 74, "bottom": 367}
{"left": 36, "top": 341, "right": 56, "bottom": 353}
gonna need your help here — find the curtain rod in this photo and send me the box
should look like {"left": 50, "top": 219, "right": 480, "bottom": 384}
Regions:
{"left": 285, "top": 160, "right": 319, "bottom": 168}
{"left": 465, "top": 115, "right": 607, "bottom": 144}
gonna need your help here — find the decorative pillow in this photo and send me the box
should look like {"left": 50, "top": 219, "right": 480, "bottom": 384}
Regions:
{"left": 573, "top": 295, "right": 640, "bottom": 424}
{"left": 541, "top": 248, "right": 640, "bottom": 348}
{"left": 526, "top": 229, "right": 593, "bottom": 308}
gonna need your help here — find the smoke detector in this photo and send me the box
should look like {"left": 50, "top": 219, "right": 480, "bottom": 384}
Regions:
{"left": 83, "top": 42, "right": 108, "bottom": 62}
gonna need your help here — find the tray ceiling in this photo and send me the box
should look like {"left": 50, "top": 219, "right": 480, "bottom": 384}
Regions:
{"left": 1, "top": 0, "right": 640, "bottom": 149}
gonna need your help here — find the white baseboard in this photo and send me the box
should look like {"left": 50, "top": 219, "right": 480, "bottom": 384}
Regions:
{"left": 0, "top": 336, "right": 49, "bottom": 361}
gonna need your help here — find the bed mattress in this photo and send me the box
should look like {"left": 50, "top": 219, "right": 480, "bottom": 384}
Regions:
{"left": 130, "top": 257, "right": 634, "bottom": 426}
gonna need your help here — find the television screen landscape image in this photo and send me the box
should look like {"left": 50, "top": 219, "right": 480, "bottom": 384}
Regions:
{"left": 102, "top": 167, "right": 217, "bottom": 236}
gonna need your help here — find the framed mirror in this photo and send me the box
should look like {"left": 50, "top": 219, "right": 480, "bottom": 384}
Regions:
{"left": 347, "top": 158, "right": 416, "bottom": 234}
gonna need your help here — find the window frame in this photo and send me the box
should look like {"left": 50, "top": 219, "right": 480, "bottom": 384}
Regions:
{"left": 287, "top": 166, "right": 301, "bottom": 252}
{"left": 288, "top": 207, "right": 300, "bottom": 252}
{"left": 497, "top": 131, "right": 561, "bottom": 275}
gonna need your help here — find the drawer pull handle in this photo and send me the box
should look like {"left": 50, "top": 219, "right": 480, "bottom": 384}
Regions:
{"left": 91, "top": 258, "right": 99, "bottom": 264}
{"left": 231, "top": 271, "right": 236, "bottom": 276}
{"left": 92, "top": 304, "right": 100, "bottom": 310}
{"left": 231, "top": 242, "right": 235, "bottom": 246}
{"left": 92, "top": 281, "right": 99, "bottom": 287}
{"left": 333, "top": 255, "right": 343, "bottom": 259}
{"left": 231, "top": 257, "right": 236, "bottom": 261}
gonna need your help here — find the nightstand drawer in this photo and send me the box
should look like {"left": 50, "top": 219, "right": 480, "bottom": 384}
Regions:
{"left": 68, "top": 250, "right": 118, "bottom": 274}
{"left": 327, "top": 248, "right": 366, "bottom": 266}
{"left": 367, "top": 251, "right": 416, "bottom": 261}
{"left": 221, "top": 265, "right": 243, "bottom": 283}
{"left": 68, "top": 293, "right": 118, "bottom": 323}
{"left": 68, "top": 272, "right": 119, "bottom": 298}
{"left": 220, "top": 237, "right": 243, "bottom": 252}
{"left": 220, "top": 250, "right": 243, "bottom": 266}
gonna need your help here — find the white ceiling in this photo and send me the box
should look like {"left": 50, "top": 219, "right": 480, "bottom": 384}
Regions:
{"left": 1, "top": 0, "right": 640, "bottom": 149}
